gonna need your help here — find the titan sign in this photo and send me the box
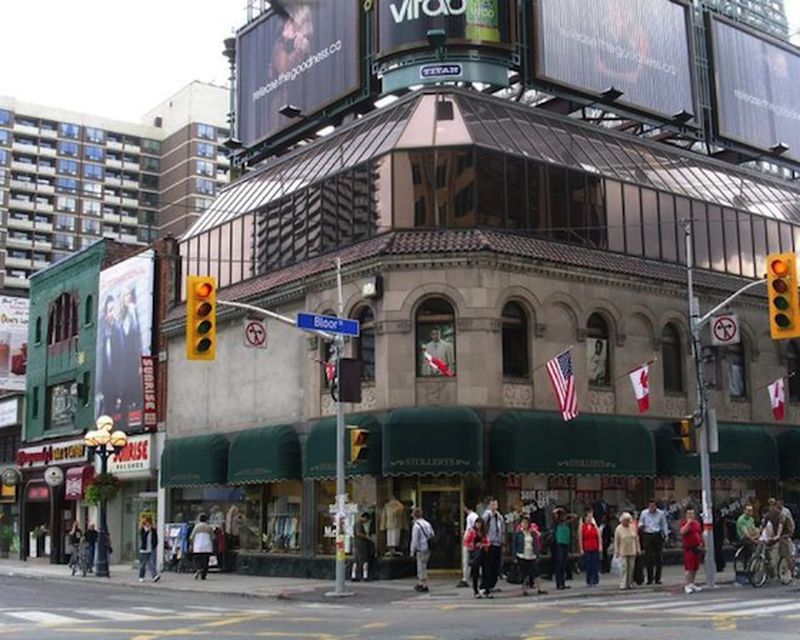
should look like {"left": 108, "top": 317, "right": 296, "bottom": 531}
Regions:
{"left": 710, "top": 17, "right": 800, "bottom": 164}
{"left": 236, "top": 1, "right": 361, "bottom": 149}
{"left": 377, "top": 0, "right": 512, "bottom": 57}
{"left": 533, "top": 0, "right": 696, "bottom": 120}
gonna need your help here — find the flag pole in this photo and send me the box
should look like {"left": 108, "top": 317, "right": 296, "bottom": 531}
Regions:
{"left": 532, "top": 344, "right": 574, "bottom": 374}
{"left": 752, "top": 370, "right": 796, "bottom": 394}
{"left": 615, "top": 357, "right": 658, "bottom": 382}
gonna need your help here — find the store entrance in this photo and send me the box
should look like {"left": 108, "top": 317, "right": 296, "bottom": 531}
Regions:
{"left": 420, "top": 487, "right": 460, "bottom": 570}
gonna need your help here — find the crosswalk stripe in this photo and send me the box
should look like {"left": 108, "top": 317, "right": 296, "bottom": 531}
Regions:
{"left": 726, "top": 602, "right": 800, "bottom": 617}
{"left": 5, "top": 611, "right": 82, "bottom": 625}
{"left": 685, "top": 598, "right": 794, "bottom": 613}
{"left": 75, "top": 609, "right": 151, "bottom": 621}
{"left": 614, "top": 599, "right": 735, "bottom": 611}
{"left": 131, "top": 607, "right": 178, "bottom": 614}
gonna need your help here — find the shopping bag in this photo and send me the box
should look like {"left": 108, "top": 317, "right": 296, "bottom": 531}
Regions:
{"left": 611, "top": 555, "right": 622, "bottom": 576}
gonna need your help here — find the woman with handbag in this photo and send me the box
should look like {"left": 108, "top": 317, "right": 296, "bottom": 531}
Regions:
{"left": 513, "top": 514, "right": 548, "bottom": 596}
{"left": 680, "top": 507, "right": 703, "bottom": 594}
{"left": 464, "top": 517, "right": 490, "bottom": 598}
{"left": 613, "top": 512, "right": 641, "bottom": 590}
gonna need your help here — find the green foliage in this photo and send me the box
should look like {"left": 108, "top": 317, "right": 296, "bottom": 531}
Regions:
{"left": 84, "top": 472, "right": 120, "bottom": 505}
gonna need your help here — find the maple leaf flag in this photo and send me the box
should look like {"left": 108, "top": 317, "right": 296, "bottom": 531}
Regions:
{"left": 423, "top": 347, "right": 454, "bottom": 377}
{"left": 629, "top": 363, "right": 650, "bottom": 413}
{"left": 768, "top": 377, "right": 785, "bottom": 421}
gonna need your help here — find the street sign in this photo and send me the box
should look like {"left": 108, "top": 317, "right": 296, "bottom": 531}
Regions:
{"left": 296, "top": 312, "right": 360, "bottom": 337}
{"left": 243, "top": 318, "right": 268, "bottom": 349}
{"left": 710, "top": 314, "right": 740, "bottom": 346}
{"left": 420, "top": 63, "right": 463, "bottom": 80}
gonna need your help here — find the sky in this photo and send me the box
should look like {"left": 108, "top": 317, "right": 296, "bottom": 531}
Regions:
{"left": 0, "top": 0, "right": 247, "bottom": 123}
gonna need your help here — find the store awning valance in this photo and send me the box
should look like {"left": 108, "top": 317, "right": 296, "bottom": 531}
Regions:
{"left": 491, "top": 412, "right": 656, "bottom": 476}
{"left": 161, "top": 434, "right": 229, "bottom": 488}
{"left": 656, "top": 423, "right": 778, "bottom": 479}
{"left": 228, "top": 424, "right": 301, "bottom": 484}
{"left": 778, "top": 429, "right": 800, "bottom": 480}
{"left": 382, "top": 407, "right": 483, "bottom": 476}
{"left": 304, "top": 414, "right": 382, "bottom": 480}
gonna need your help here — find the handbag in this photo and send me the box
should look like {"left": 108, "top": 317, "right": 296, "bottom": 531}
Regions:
{"left": 468, "top": 548, "right": 482, "bottom": 566}
{"left": 611, "top": 555, "right": 622, "bottom": 576}
{"left": 692, "top": 545, "right": 706, "bottom": 559}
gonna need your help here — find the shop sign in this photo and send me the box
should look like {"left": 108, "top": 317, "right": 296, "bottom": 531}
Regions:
{"left": 520, "top": 489, "right": 559, "bottom": 513}
{"left": 547, "top": 476, "right": 576, "bottom": 490}
{"left": 601, "top": 476, "right": 627, "bottom": 490}
{"left": 575, "top": 490, "right": 602, "bottom": 504}
{"left": 1, "top": 466, "right": 20, "bottom": 486}
{"left": 107, "top": 434, "right": 155, "bottom": 475}
{"left": 0, "top": 397, "right": 21, "bottom": 427}
{"left": 141, "top": 356, "right": 158, "bottom": 432}
{"left": 44, "top": 466, "right": 64, "bottom": 488}
{"left": 0, "top": 483, "right": 15, "bottom": 501}
{"left": 27, "top": 484, "right": 49, "bottom": 501}
{"left": 16, "top": 439, "right": 87, "bottom": 469}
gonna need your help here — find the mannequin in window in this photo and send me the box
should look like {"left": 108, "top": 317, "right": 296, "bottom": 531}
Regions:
{"left": 381, "top": 496, "right": 406, "bottom": 556}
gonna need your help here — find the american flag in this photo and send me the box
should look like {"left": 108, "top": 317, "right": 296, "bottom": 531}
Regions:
{"left": 546, "top": 350, "right": 578, "bottom": 421}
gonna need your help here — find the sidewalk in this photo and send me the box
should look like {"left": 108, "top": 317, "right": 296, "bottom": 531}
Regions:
{"left": 0, "top": 559, "right": 733, "bottom": 604}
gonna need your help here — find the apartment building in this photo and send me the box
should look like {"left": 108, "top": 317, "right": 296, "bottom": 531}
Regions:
{"left": 0, "top": 81, "right": 229, "bottom": 295}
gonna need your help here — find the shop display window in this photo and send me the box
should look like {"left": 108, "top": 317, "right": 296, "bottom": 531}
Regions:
{"left": 315, "top": 477, "right": 376, "bottom": 556}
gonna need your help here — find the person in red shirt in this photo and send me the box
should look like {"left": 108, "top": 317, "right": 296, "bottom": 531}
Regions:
{"left": 579, "top": 508, "right": 601, "bottom": 586}
{"left": 680, "top": 507, "right": 704, "bottom": 594}
{"left": 464, "top": 518, "right": 491, "bottom": 598}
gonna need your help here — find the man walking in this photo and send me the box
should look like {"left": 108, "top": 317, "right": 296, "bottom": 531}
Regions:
{"left": 84, "top": 523, "right": 98, "bottom": 574}
{"left": 481, "top": 499, "right": 504, "bottom": 596}
{"left": 410, "top": 508, "right": 434, "bottom": 593}
{"left": 638, "top": 499, "right": 668, "bottom": 585}
{"left": 138, "top": 517, "right": 161, "bottom": 583}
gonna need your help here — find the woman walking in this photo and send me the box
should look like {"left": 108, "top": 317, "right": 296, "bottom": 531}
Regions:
{"left": 579, "top": 509, "right": 601, "bottom": 587}
{"left": 613, "top": 512, "right": 641, "bottom": 590}
{"left": 552, "top": 508, "right": 574, "bottom": 590}
{"left": 67, "top": 521, "right": 83, "bottom": 576}
{"left": 513, "top": 514, "right": 548, "bottom": 596}
{"left": 190, "top": 514, "right": 214, "bottom": 581}
{"left": 464, "top": 517, "right": 490, "bottom": 598}
{"left": 680, "top": 507, "right": 703, "bottom": 594}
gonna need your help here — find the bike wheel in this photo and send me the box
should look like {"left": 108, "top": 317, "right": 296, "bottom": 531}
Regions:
{"left": 778, "top": 557, "right": 794, "bottom": 585}
{"left": 749, "top": 557, "right": 768, "bottom": 588}
{"left": 733, "top": 547, "right": 747, "bottom": 574}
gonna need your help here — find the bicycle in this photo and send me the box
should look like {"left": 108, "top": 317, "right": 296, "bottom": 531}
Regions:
{"left": 733, "top": 542, "right": 754, "bottom": 575}
{"left": 69, "top": 540, "right": 88, "bottom": 577}
{"left": 747, "top": 539, "right": 793, "bottom": 588}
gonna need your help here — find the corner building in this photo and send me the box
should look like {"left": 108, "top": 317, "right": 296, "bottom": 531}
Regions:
{"left": 162, "top": 89, "right": 800, "bottom": 578}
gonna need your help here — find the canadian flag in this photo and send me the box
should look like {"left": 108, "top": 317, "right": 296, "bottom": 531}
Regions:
{"left": 324, "top": 359, "right": 336, "bottom": 386}
{"left": 423, "top": 347, "right": 454, "bottom": 377}
{"left": 768, "top": 377, "right": 786, "bottom": 421}
{"left": 629, "top": 363, "right": 650, "bottom": 413}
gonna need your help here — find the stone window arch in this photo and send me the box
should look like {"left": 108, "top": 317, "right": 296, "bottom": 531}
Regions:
{"left": 661, "top": 323, "right": 683, "bottom": 393}
{"left": 416, "top": 298, "right": 456, "bottom": 377}
{"left": 502, "top": 301, "right": 529, "bottom": 378}
{"left": 587, "top": 312, "right": 610, "bottom": 386}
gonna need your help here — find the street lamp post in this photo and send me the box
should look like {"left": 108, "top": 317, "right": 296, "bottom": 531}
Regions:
{"left": 84, "top": 415, "right": 127, "bottom": 578}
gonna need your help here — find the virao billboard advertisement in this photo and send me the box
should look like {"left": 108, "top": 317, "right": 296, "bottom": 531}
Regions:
{"left": 377, "top": 0, "right": 514, "bottom": 57}
{"left": 236, "top": 0, "right": 362, "bottom": 149}
{"left": 0, "top": 296, "right": 28, "bottom": 391}
{"left": 709, "top": 16, "right": 800, "bottom": 164}
{"left": 94, "top": 251, "right": 154, "bottom": 431}
{"left": 532, "top": 0, "right": 696, "bottom": 121}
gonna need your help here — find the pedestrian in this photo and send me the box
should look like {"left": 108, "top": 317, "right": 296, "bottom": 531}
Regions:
{"left": 464, "top": 516, "right": 490, "bottom": 598}
{"left": 410, "top": 508, "right": 434, "bottom": 593}
{"left": 190, "top": 513, "right": 214, "bottom": 581}
{"left": 613, "top": 512, "right": 641, "bottom": 590}
{"left": 680, "top": 507, "right": 703, "bottom": 594}
{"left": 138, "top": 516, "right": 161, "bottom": 583}
{"left": 552, "top": 507, "right": 574, "bottom": 590}
{"left": 457, "top": 504, "right": 480, "bottom": 588}
{"left": 578, "top": 509, "right": 600, "bottom": 587}
{"left": 67, "top": 521, "right": 82, "bottom": 576}
{"left": 513, "top": 514, "right": 548, "bottom": 596}
{"left": 84, "top": 523, "right": 97, "bottom": 574}
{"left": 713, "top": 507, "right": 726, "bottom": 573}
{"left": 638, "top": 499, "right": 668, "bottom": 585}
{"left": 481, "top": 499, "right": 505, "bottom": 596}
{"left": 352, "top": 513, "right": 372, "bottom": 582}
{"left": 600, "top": 509, "right": 617, "bottom": 573}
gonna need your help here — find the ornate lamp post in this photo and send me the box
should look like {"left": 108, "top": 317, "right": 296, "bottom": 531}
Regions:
{"left": 84, "top": 415, "right": 127, "bottom": 578}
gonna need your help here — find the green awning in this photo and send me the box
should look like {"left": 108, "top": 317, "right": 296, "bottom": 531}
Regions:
{"left": 304, "top": 414, "right": 382, "bottom": 479}
{"left": 655, "top": 423, "right": 778, "bottom": 478}
{"left": 779, "top": 429, "right": 800, "bottom": 480}
{"left": 491, "top": 411, "right": 655, "bottom": 476}
{"left": 161, "top": 434, "right": 229, "bottom": 488}
{"left": 383, "top": 407, "right": 483, "bottom": 476}
{"left": 228, "top": 424, "right": 301, "bottom": 484}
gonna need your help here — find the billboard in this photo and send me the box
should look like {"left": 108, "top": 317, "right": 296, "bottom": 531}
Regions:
{"left": 94, "top": 251, "right": 154, "bottom": 431}
{"left": 0, "top": 296, "right": 28, "bottom": 391}
{"left": 709, "top": 16, "right": 800, "bottom": 163}
{"left": 533, "top": 0, "right": 696, "bottom": 120}
{"left": 377, "top": 0, "right": 514, "bottom": 57}
{"left": 236, "top": 1, "right": 361, "bottom": 149}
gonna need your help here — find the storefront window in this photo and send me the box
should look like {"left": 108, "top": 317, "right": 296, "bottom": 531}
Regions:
{"left": 416, "top": 298, "right": 456, "bottom": 377}
{"left": 587, "top": 313, "right": 610, "bottom": 386}
{"left": 316, "top": 477, "right": 376, "bottom": 556}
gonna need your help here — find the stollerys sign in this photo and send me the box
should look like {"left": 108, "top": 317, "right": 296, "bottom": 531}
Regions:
{"left": 107, "top": 434, "right": 155, "bottom": 476}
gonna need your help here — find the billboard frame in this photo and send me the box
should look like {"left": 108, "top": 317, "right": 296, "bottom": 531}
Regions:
{"left": 528, "top": 0, "right": 700, "bottom": 128}
{"left": 235, "top": 0, "right": 368, "bottom": 155}
{"left": 706, "top": 11, "right": 800, "bottom": 166}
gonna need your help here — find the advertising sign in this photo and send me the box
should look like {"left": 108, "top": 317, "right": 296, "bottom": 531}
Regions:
{"left": 710, "top": 16, "right": 800, "bottom": 163}
{"left": 533, "top": 0, "right": 696, "bottom": 120}
{"left": 0, "top": 296, "right": 28, "bottom": 391}
{"left": 140, "top": 356, "right": 158, "bottom": 431}
{"left": 94, "top": 251, "right": 154, "bottom": 430}
{"left": 16, "top": 438, "right": 87, "bottom": 469}
{"left": 107, "top": 434, "right": 155, "bottom": 476}
{"left": 236, "top": 1, "right": 361, "bottom": 149}
{"left": 377, "top": 0, "right": 513, "bottom": 56}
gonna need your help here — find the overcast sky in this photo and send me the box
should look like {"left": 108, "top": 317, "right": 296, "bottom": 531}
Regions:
{"left": 0, "top": 1, "right": 798, "bottom": 123}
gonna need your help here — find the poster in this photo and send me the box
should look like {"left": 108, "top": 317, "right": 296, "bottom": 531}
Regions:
{"left": 587, "top": 338, "right": 609, "bottom": 385}
{"left": 0, "top": 296, "right": 28, "bottom": 391}
{"left": 418, "top": 323, "right": 456, "bottom": 376}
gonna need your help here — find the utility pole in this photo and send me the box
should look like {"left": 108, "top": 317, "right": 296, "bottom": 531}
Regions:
{"left": 333, "top": 257, "right": 349, "bottom": 597}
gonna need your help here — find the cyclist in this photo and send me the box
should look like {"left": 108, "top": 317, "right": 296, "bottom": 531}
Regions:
{"left": 736, "top": 504, "right": 759, "bottom": 567}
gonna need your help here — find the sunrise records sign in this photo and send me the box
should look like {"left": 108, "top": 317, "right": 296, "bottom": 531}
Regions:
{"left": 532, "top": 0, "right": 696, "bottom": 121}
{"left": 236, "top": 1, "right": 361, "bottom": 149}
{"left": 709, "top": 16, "right": 800, "bottom": 164}
{"left": 377, "top": 0, "right": 513, "bottom": 57}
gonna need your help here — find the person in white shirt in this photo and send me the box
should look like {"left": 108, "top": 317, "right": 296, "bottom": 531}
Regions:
{"left": 410, "top": 508, "right": 435, "bottom": 593}
{"left": 458, "top": 505, "right": 480, "bottom": 588}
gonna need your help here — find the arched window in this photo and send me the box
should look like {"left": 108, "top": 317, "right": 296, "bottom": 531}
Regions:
{"left": 354, "top": 307, "right": 375, "bottom": 381}
{"left": 502, "top": 301, "right": 529, "bottom": 377}
{"left": 587, "top": 313, "right": 610, "bottom": 386}
{"left": 661, "top": 323, "right": 683, "bottom": 393}
{"left": 416, "top": 298, "right": 456, "bottom": 377}
{"left": 47, "top": 293, "right": 80, "bottom": 346}
{"left": 789, "top": 341, "right": 800, "bottom": 403}
{"left": 728, "top": 343, "right": 746, "bottom": 398}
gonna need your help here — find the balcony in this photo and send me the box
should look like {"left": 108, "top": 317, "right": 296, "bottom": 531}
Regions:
{"left": 10, "top": 179, "right": 35, "bottom": 192}
{"left": 107, "top": 140, "right": 123, "bottom": 151}
{"left": 6, "top": 236, "right": 33, "bottom": 249}
{"left": 36, "top": 183, "right": 55, "bottom": 194}
{"left": 39, "top": 128, "right": 57, "bottom": 139}
{"left": 5, "top": 256, "right": 31, "bottom": 269}
{"left": 38, "top": 146, "right": 57, "bottom": 157}
{"left": 121, "top": 197, "right": 138, "bottom": 208}
{"left": 105, "top": 158, "right": 122, "bottom": 169}
{"left": 104, "top": 176, "right": 123, "bottom": 188}
{"left": 122, "top": 161, "right": 140, "bottom": 171}
{"left": 4, "top": 276, "right": 30, "bottom": 290}
{"left": 33, "top": 238, "right": 52, "bottom": 250}
{"left": 13, "top": 123, "right": 38, "bottom": 136}
{"left": 37, "top": 165, "right": 56, "bottom": 176}
{"left": 120, "top": 233, "right": 140, "bottom": 244}
{"left": 11, "top": 161, "right": 36, "bottom": 173}
{"left": 102, "top": 212, "right": 122, "bottom": 223}
{"left": 122, "top": 179, "right": 139, "bottom": 190}
{"left": 33, "top": 221, "right": 53, "bottom": 232}
{"left": 12, "top": 142, "right": 38, "bottom": 155}
{"left": 32, "top": 258, "right": 50, "bottom": 270}
{"left": 217, "top": 154, "right": 230, "bottom": 165}
{"left": 7, "top": 217, "right": 34, "bottom": 231}
{"left": 120, "top": 215, "right": 139, "bottom": 226}
{"left": 103, "top": 194, "right": 122, "bottom": 205}
{"left": 8, "top": 198, "right": 34, "bottom": 211}
{"left": 123, "top": 143, "right": 141, "bottom": 154}
{"left": 34, "top": 202, "right": 54, "bottom": 213}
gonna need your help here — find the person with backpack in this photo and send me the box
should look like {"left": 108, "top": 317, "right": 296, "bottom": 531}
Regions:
{"left": 481, "top": 499, "right": 505, "bottom": 596}
{"left": 513, "top": 514, "right": 547, "bottom": 596}
{"left": 464, "top": 517, "right": 490, "bottom": 598}
{"left": 410, "top": 508, "right": 434, "bottom": 593}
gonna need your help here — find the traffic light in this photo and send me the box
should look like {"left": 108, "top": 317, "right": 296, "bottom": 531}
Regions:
{"left": 675, "top": 417, "right": 696, "bottom": 454}
{"left": 350, "top": 428, "right": 369, "bottom": 464}
{"left": 186, "top": 276, "right": 217, "bottom": 360}
{"left": 767, "top": 253, "right": 800, "bottom": 339}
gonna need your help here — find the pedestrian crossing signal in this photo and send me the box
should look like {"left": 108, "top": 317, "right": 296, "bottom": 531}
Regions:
{"left": 767, "top": 253, "right": 800, "bottom": 340}
{"left": 186, "top": 276, "right": 217, "bottom": 361}
{"left": 675, "top": 417, "right": 696, "bottom": 454}
{"left": 350, "top": 428, "right": 369, "bottom": 464}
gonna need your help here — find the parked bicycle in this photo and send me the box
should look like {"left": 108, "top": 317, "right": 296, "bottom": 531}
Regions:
{"left": 747, "top": 539, "right": 794, "bottom": 588}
